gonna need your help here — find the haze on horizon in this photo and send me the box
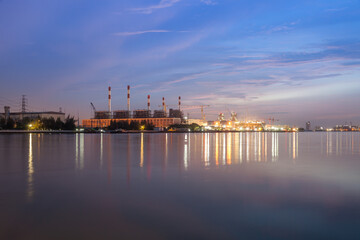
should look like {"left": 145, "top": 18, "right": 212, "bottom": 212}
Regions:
{"left": 0, "top": 0, "right": 359, "bottom": 127}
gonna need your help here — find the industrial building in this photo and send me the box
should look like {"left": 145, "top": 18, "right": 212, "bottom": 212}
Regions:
{"left": 83, "top": 86, "right": 182, "bottom": 128}
{"left": 1, "top": 106, "right": 65, "bottom": 122}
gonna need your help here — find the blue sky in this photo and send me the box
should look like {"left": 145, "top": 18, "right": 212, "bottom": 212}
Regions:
{"left": 0, "top": 0, "right": 360, "bottom": 126}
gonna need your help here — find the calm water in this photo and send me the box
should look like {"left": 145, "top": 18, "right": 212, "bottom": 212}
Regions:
{"left": 0, "top": 132, "right": 360, "bottom": 239}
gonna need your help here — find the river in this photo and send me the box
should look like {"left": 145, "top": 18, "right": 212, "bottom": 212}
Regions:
{"left": 0, "top": 132, "right": 359, "bottom": 239}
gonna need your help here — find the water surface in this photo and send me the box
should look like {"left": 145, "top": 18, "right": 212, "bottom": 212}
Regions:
{"left": 0, "top": 132, "right": 360, "bottom": 239}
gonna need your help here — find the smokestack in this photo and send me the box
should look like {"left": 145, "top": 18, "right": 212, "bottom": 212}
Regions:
{"left": 108, "top": 86, "right": 112, "bottom": 113}
{"left": 178, "top": 96, "right": 181, "bottom": 110}
{"left": 147, "top": 95, "right": 150, "bottom": 111}
{"left": 162, "top": 97, "right": 166, "bottom": 113}
{"left": 127, "top": 85, "right": 130, "bottom": 112}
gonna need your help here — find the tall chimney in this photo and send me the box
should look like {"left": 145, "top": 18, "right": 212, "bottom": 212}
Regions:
{"left": 178, "top": 96, "right": 181, "bottom": 111}
{"left": 162, "top": 97, "right": 166, "bottom": 114}
{"left": 127, "top": 85, "right": 130, "bottom": 112}
{"left": 108, "top": 86, "right": 112, "bottom": 113}
{"left": 147, "top": 95, "right": 150, "bottom": 111}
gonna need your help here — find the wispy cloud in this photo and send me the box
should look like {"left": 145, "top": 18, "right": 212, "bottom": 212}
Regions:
{"left": 113, "top": 29, "right": 171, "bottom": 36}
{"left": 129, "top": 0, "right": 181, "bottom": 14}
{"left": 166, "top": 71, "right": 210, "bottom": 85}
{"left": 201, "top": 0, "right": 217, "bottom": 5}
{"left": 325, "top": 7, "right": 347, "bottom": 12}
{"left": 266, "top": 20, "right": 300, "bottom": 34}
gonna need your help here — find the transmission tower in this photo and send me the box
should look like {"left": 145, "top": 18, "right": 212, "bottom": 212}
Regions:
{"left": 21, "top": 95, "right": 27, "bottom": 113}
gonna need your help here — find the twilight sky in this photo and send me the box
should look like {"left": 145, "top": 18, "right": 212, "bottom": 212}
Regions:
{"left": 1, "top": 0, "right": 360, "bottom": 127}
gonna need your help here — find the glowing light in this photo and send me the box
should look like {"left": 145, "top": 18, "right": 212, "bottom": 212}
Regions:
{"left": 140, "top": 133, "right": 144, "bottom": 167}
{"left": 27, "top": 134, "right": 34, "bottom": 201}
{"left": 226, "top": 133, "right": 231, "bottom": 165}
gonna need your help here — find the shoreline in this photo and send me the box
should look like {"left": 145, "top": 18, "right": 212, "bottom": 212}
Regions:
{"left": 0, "top": 130, "right": 358, "bottom": 134}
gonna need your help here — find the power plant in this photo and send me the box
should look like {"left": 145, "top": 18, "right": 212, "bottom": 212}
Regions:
{"left": 82, "top": 86, "right": 184, "bottom": 128}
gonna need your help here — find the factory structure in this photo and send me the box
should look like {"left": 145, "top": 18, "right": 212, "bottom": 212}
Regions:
{"left": 82, "top": 86, "right": 183, "bottom": 128}
{"left": 204, "top": 112, "right": 294, "bottom": 131}
{"left": 0, "top": 95, "right": 65, "bottom": 122}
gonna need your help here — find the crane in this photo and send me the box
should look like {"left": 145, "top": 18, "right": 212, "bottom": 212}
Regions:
{"left": 90, "top": 102, "right": 96, "bottom": 118}
{"left": 161, "top": 104, "right": 210, "bottom": 121}
{"left": 225, "top": 106, "right": 238, "bottom": 122}
{"left": 267, "top": 117, "right": 279, "bottom": 125}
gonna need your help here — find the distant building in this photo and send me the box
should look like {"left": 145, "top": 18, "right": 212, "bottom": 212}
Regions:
{"left": 306, "top": 121, "right": 311, "bottom": 131}
{"left": 113, "top": 110, "right": 130, "bottom": 119}
{"left": 315, "top": 126, "right": 325, "bottom": 131}
{"left": 133, "top": 110, "right": 151, "bottom": 118}
{"left": 153, "top": 110, "right": 166, "bottom": 118}
{"left": 0, "top": 106, "right": 65, "bottom": 122}
{"left": 187, "top": 119, "right": 206, "bottom": 126}
{"left": 169, "top": 109, "right": 183, "bottom": 119}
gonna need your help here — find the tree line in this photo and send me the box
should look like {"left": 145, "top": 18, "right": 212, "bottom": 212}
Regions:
{"left": 108, "top": 120, "right": 155, "bottom": 130}
{"left": 0, "top": 116, "right": 76, "bottom": 130}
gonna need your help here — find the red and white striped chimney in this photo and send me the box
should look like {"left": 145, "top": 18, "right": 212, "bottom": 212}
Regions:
{"left": 162, "top": 97, "right": 166, "bottom": 113}
{"left": 127, "top": 85, "right": 130, "bottom": 112}
{"left": 108, "top": 86, "right": 112, "bottom": 113}
{"left": 147, "top": 95, "right": 150, "bottom": 111}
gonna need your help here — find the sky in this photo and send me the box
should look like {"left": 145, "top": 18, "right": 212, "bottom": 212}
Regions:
{"left": 0, "top": 0, "right": 360, "bottom": 127}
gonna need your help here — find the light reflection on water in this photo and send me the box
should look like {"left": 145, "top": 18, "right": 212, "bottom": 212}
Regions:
{"left": 27, "top": 133, "right": 34, "bottom": 201}
{"left": 1, "top": 132, "right": 360, "bottom": 239}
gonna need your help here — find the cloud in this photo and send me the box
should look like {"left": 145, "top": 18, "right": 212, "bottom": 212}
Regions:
{"left": 113, "top": 30, "right": 171, "bottom": 36}
{"left": 269, "top": 40, "right": 360, "bottom": 64}
{"left": 266, "top": 20, "right": 300, "bottom": 34}
{"left": 325, "top": 7, "right": 347, "bottom": 12}
{"left": 166, "top": 71, "right": 210, "bottom": 85}
{"left": 129, "top": 0, "right": 181, "bottom": 14}
{"left": 264, "top": 112, "right": 289, "bottom": 115}
{"left": 342, "top": 61, "right": 360, "bottom": 66}
{"left": 291, "top": 74, "right": 342, "bottom": 81}
{"left": 201, "top": 0, "right": 217, "bottom": 5}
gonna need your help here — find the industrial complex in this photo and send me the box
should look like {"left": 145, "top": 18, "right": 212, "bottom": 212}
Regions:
{"left": 81, "top": 86, "right": 296, "bottom": 131}
{"left": 82, "top": 86, "right": 183, "bottom": 129}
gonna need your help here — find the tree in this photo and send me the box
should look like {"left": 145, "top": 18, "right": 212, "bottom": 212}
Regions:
{"left": 14, "top": 117, "right": 31, "bottom": 130}
{"left": 0, "top": 118, "right": 5, "bottom": 129}
{"left": 129, "top": 121, "right": 140, "bottom": 130}
{"left": 55, "top": 118, "right": 64, "bottom": 130}
{"left": 5, "top": 118, "right": 15, "bottom": 130}
{"left": 190, "top": 123, "right": 201, "bottom": 131}
{"left": 42, "top": 117, "right": 56, "bottom": 130}
{"left": 64, "top": 116, "right": 76, "bottom": 130}
{"left": 145, "top": 121, "right": 154, "bottom": 130}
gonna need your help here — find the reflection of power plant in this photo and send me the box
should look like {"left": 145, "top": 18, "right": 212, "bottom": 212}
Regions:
{"left": 83, "top": 86, "right": 186, "bottom": 128}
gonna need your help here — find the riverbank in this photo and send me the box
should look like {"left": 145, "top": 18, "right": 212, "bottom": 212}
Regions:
{"left": 1, "top": 129, "right": 357, "bottom": 134}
